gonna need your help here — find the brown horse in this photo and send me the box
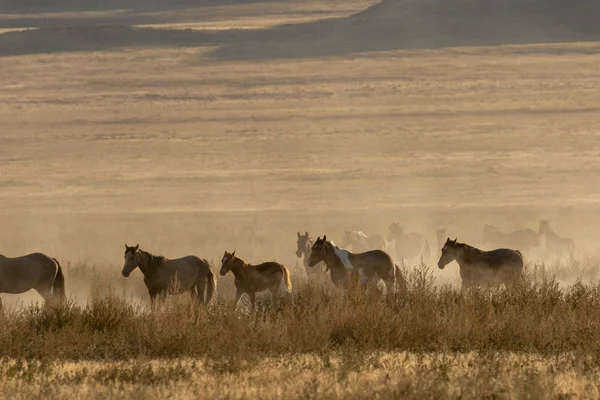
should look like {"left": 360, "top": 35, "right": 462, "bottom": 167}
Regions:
{"left": 219, "top": 250, "right": 292, "bottom": 308}
{"left": 0, "top": 253, "right": 65, "bottom": 309}
{"left": 388, "top": 222, "right": 431, "bottom": 263}
{"left": 438, "top": 238, "right": 523, "bottom": 289}
{"left": 307, "top": 235, "right": 405, "bottom": 293}
{"left": 482, "top": 224, "right": 539, "bottom": 253}
{"left": 537, "top": 220, "right": 574, "bottom": 258}
{"left": 296, "top": 231, "right": 327, "bottom": 282}
{"left": 341, "top": 229, "right": 388, "bottom": 253}
{"left": 122, "top": 244, "right": 216, "bottom": 305}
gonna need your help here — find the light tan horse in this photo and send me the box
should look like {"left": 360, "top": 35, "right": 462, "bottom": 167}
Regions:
{"left": 307, "top": 236, "right": 405, "bottom": 293}
{"left": 438, "top": 238, "right": 523, "bottom": 290}
{"left": 341, "top": 229, "right": 388, "bottom": 253}
{"left": 219, "top": 250, "right": 292, "bottom": 308}
{"left": 482, "top": 224, "right": 539, "bottom": 253}
{"left": 122, "top": 244, "right": 216, "bottom": 305}
{"left": 388, "top": 222, "right": 431, "bottom": 263}
{"left": 537, "top": 220, "right": 575, "bottom": 258}
{"left": 0, "top": 253, "right": 65, "bottom": 309}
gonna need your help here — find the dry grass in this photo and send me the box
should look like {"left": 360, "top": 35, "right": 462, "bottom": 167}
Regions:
{"left": 1, "top": 352, "right": 599, "bottom": 399}
{"left": 2, "top": 261, "right": 600, "bottom": 397}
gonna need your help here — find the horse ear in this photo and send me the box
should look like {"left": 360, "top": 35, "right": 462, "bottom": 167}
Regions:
{"left": 231, "top": 250, "right": 236, "bottom": 257}
{"left": 453, "top": 238, "right": 457, "bottom": 243}
{"left": 323, "top": 235, "right": 327, "bottom": 241}
{"left": 305, "top": 231, "right": 308, "bottom": 236}
{"left": 297, "top": 231, "right": 301, "bottom": 238}
{"left": 125, "top": 244, "right": 128, "bottom": 250}
{"left": 135, "top": 244, "right": 139, "bottom": 250}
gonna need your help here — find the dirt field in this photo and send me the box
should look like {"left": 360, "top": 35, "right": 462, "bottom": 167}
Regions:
{"left": 1, "top": 0, "right": 600, "bottom": 397}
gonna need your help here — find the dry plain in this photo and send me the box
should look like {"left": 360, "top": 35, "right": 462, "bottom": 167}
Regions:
{"left": 2, "top": 0, "right": 600, "bottom": 398}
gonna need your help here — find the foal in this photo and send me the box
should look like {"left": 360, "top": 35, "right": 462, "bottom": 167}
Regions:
{"left": 220, "top": 251, "right": 292, "bottom": 307}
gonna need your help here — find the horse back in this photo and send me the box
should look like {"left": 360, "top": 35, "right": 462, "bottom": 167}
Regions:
{"left": 348, "top": 249, "right": 394, "bottom": 274}
{"left": 481, "top": 248, "right": 523, "bottom": 269}
{"left": 252, "top": 261, "right": 286, "bottom": 275}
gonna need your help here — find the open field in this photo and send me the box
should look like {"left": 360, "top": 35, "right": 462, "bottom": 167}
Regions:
{"left": 2, "top": 0, "right": 600, "bottom": 397}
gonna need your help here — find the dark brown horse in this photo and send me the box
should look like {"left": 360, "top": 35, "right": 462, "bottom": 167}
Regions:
{"left": 0, "top": 253, "right": 65, "bottom": 309}
{"left": 296, "top": 231, "right": 327, "bottom": 282}
{"left": 122, "top": 244, "right": 216, "bottom": 305}
{"left": 219, "top": 250, "right": 292, "bottom": 308}
{"left": 438, "top": 238, "right": 523, "bottom": 289}
{"left": 307, "top": 235, "right": 405, "bottom": 293}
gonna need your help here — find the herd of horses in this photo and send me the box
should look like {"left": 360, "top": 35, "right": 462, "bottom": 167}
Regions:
{"left": 0, "top": 220, "right": 574, "bottom": 310}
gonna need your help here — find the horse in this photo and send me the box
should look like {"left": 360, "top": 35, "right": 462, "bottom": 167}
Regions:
{"left": 387, "top": 222, "right": 431, "bottom": 264}
{"left": 122, "top": 244, "right": 216, "bottom": 305}
{"left": 341, "top": 229, "right": 387, "bottom": 253}
{"left": 482, "top": 224, "right": 539, "bottom": 253}
{"left": 0, "top": 253, "right": 65, "bottom": 309}
{"left": 438, "top": 238, "right": 523, "bottom": 290}
{"left": 307, "top": 235, "right": 405, "bottom": 293}
{"left": 219, "top": 250, "right": 292, "bottom": 308}
{"left": 296, "top": 231, "right": 327, "bottom": 282}
{"left": 436, "top": 228, "right": 447, "bottom": 252}
{"left": 537, "top": 220, "right": 574, "bottom": 258}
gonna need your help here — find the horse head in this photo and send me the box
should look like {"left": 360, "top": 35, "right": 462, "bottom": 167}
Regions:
{"left": 438, "top": 238, "right": 459, "bottom": 269}
{"left": 308, "top": 235, "right": 329, "bottom": 267}
{"left": 220, "top": 250, "right": 237, "bottom": 276}
{"left": 122, "top": 243, "right": 140, "bottom": 277}
{"left": 296, "top": 231, "right": 310, "bottom": 258}
{"left": 388, "top": 222, "right": 403, "bottom": 241}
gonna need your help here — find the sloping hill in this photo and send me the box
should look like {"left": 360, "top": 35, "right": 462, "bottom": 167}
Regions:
{"left": 211, "top": 0, "right": 600, "bottom": 59}
{"left": 1, "top": 0, "right": 599, "bottom": 58}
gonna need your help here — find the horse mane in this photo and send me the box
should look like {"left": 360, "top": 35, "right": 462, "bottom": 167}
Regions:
{"left": 140, "top": 249, "right": 166, "bottom": 271}
{"left": 457, "top": 241, "right": 484, "bottom": 256}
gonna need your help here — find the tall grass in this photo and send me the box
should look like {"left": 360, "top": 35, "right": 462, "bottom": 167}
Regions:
{"left": 2, "top": 261, "right": 600, "bottom": 364}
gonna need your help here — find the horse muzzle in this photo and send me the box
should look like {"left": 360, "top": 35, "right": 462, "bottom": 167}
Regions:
{"left": 437, "top": 262, "right": 445, "bottom": 270}
{"left": 295, "top": 251, "right": 302, "bottom": 258}
{"left": 219, "top": 269, "right": 227, "bottom": 276}
{"left": 122, "top": 270, "right": 131, "bottom": 278}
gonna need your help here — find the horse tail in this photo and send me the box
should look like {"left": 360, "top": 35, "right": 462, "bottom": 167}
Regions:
{"left": 205, "top": 261, "right": 216, "bottom": 305}
{"left": 52, "top": 258, "right": 66, "bottom": 300}
{"left": 395, "top": 264, "right": 407, "bottom": 293}
{"left": 280, "top": 265, "right": 293, "bottom": 295}
{"left": 421, "top": 238, "right": 431, "bottom": 263}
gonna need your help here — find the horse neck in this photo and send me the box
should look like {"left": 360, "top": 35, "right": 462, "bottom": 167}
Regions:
{"left": 540, "top": 226, "right": 558, "bottom": 240}
{"left": 324, "top": 247, "right": 345, "bottom": 271}
{"left": 229, "top": 258, "right": 248, "bottom": 279}
{"left": 391, "top": 229, "right": 406, "bottom": 241}
{"left": 137, "top": 251, "right": 155, "bottom": 277}
{"left": 454, "top": 245, "right": 479, "bottom": 267}
{"left": 302, "top": 239, "right": 313, "bottom": 257}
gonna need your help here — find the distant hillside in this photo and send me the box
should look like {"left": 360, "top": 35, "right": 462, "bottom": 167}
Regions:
{"left": 211, "top": 0, "right": 600, "bottom": 59}
{"left": 1, "top": 0, "right": 600, "bottom": 59}
{"left": 0, "top": 0, "right": 272, "bottom": 13}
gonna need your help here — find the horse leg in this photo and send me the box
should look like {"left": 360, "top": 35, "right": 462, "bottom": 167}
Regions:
{"left": 248, "top": 292, "right": 256, "bottom": 310}
{"left": 235, "top": 289, "right": 245, "bottom": 303}
{"left": 382, "top": 277, "right": 395, "bottom": 295}
{"left": 196, "top": 280, "right": 206, "bottom": 304}
{"left": 149, "top": 290, "right": 159, "bottom": 308}
{"left": 34, "top": 286, "right": 53, "bottom": 308}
